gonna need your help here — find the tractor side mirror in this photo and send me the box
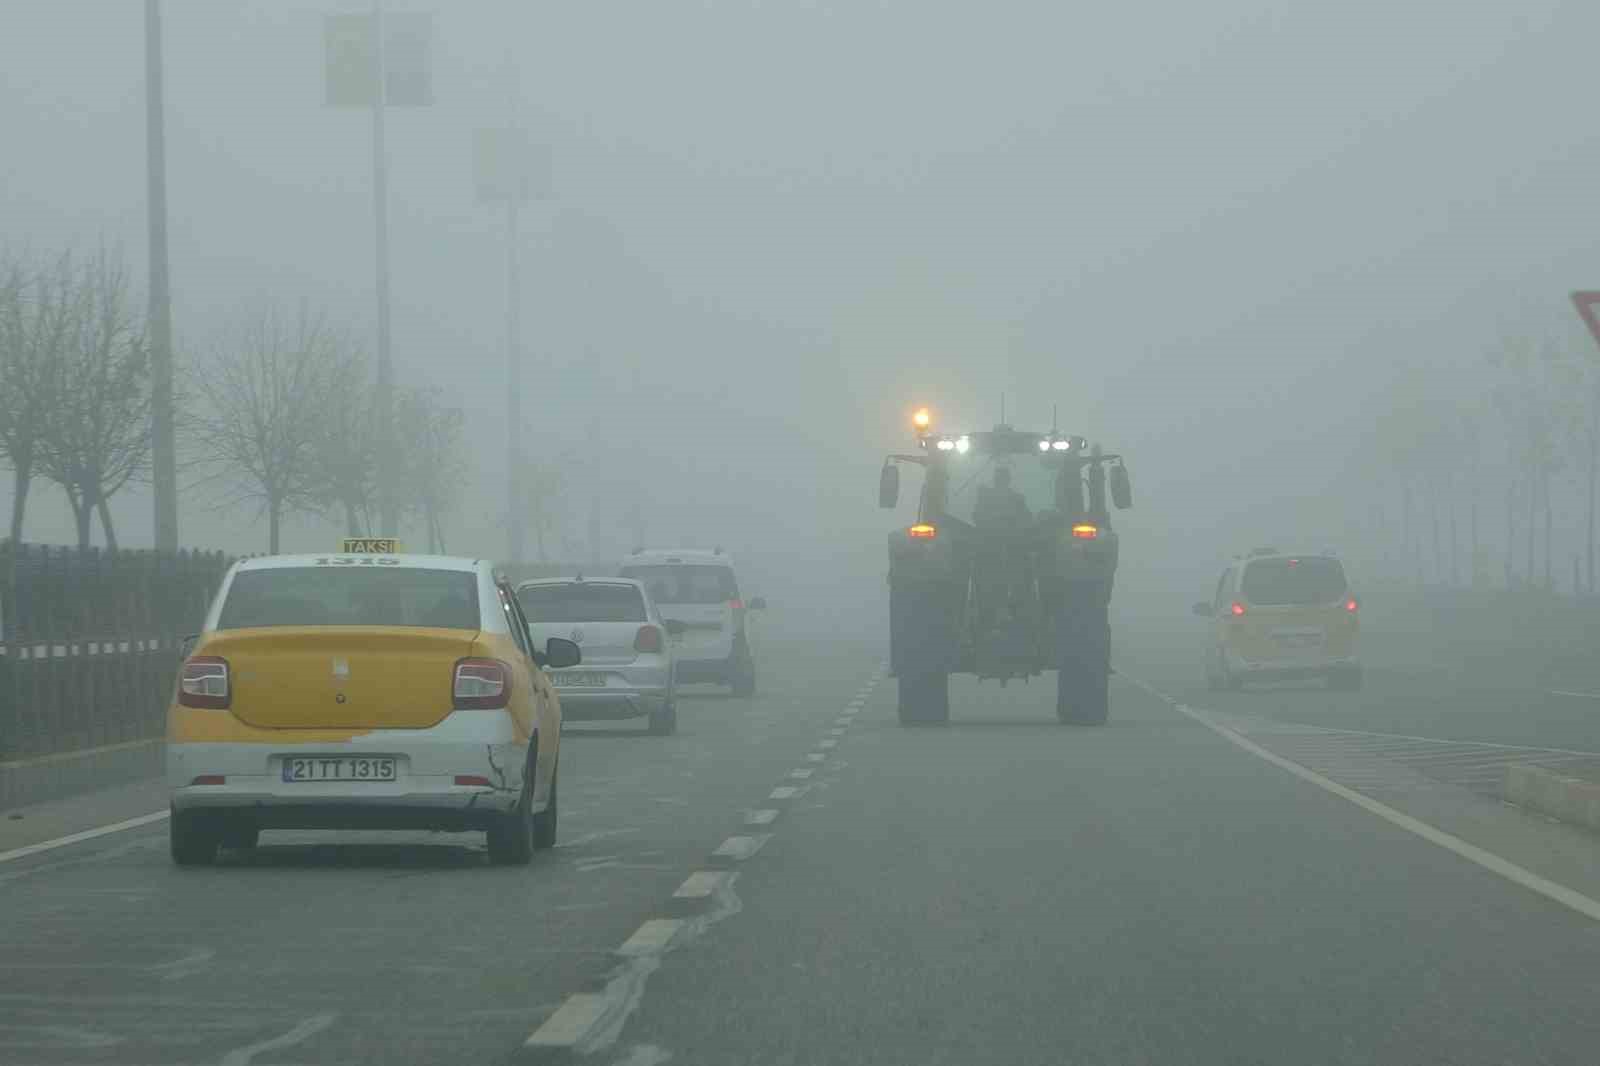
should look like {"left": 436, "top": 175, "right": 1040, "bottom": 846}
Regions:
{"left": 1109, "top": 464, "right": 1133, "bottom": 510}
{"left": 1191, "top": 602, "right": 1213, "bottom": 618}
{"left": 878, "top": 464, "right": 900, "bottom": 509}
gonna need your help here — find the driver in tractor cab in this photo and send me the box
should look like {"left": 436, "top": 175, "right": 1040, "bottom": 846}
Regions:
{"left": 975, "top": 465, "right": 1031, "bottom": 530}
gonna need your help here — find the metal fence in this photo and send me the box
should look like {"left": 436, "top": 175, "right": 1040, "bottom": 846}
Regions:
{"left": 0, "top": 543, "right": 231, "bottom": 761}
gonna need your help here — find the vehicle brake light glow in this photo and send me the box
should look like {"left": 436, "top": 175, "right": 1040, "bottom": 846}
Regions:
{"left": 1230, "top": 601, "right": 1247, "bottom": 617}
{"left": 453, "top": 658, "right": 510, "bottom": 710}
{"left": 1345, "top": 598, "right": 1358, "bottom": 613}
{"left": 179, "top": 656, "right": 230, "bottom": 709}
{"left": 1070, "top": 523, "right": 1098, "bottom": 540}
{"left": 635, "top": 624, "right": 664, "bottom": 653}
{"left": 454, "top": 775, "right": 492, "bottom": 787}
{"left": 190, "top": 774, "right": 226, "bottom": 786}
{"left": 908, "top": 523, "right": 937, "bottom": 539}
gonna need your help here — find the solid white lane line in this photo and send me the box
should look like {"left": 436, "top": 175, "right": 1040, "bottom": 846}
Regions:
{"left": 617, "top": 919, "right": 684, "bottom": 957}
{"left": 1271, "top": 724, "right": 1600, "bottom": 759}
{"left": 1126, "top": 679, "right": 1600, "bottom": 925}
{"left": 673, "top": 871, "right": 731, "bottom": 899}
{"left": 744, "top": 809, "right": 779, "bottom": 826}
{"left": 525, "top": 994, "right": 611, "bottom": 1048}
{"left": 0, "top": 810, "right": 169, "bottom": 866}
{"left": 789, "top": 768, "right": 814, "bottom": 780}
{"left": 711, "top": 835, "right": 769, "bottom": 861}
{"left": 769, "top": 786, "right": 803, "bottom": 800}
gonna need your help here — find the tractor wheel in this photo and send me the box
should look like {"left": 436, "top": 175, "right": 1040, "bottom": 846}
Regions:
{"left": 897, "top": 671, "right": 949, "bottom": 726}
{"left": 1056, "top": 591, "right": 1111, "bottom": 726}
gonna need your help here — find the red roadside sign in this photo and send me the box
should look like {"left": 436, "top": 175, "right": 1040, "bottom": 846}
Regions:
{"left": 1571, "top": 291, "right": 1600, "bottom": 348}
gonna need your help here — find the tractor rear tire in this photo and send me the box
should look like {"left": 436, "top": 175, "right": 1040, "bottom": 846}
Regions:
{"left": 1056, "top": 591, "right": 1111, "bottom": 726}
{"left": 897, "top": 671, "right": 949, "bottom": 726}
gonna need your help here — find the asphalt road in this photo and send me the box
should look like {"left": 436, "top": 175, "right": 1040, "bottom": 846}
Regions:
{"left": 3, "top": 619, "right": 1600, "bottom": 1065}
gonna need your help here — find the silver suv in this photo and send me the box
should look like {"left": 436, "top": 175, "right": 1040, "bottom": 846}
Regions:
{"left": 517, "top": 577, "right": 679, "bottom": 734}
{"left": 618, "top": 549, "right": 765, "bottom": 696}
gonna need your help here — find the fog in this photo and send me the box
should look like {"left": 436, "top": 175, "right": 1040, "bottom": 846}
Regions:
{"left": 5, "top": 0, "right": 1599, "bottom": 628}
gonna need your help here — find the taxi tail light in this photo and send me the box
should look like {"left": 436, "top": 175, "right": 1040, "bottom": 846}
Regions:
{"left": 634, "top": 624, "right": 664, "bottom": 653}
{"left": 190, "top": 774, "right": 226, "bottom": 786}
{"left": 454, "top": 775, "right": 493, "bottom": 787}
{"left": 1229, "top": 601, "right": 1247, "bottom": 618}
{"left": 728, "top": 598, "right": 745, "bottom": 612}
{"left": 908, "top": 523, "right": 937, "bottom": 540}
{"left": 453, "top": 658, "right": 511, "bottom": 710}
{"left": 178, "top": 656, "right": 231, "bottom": 709}
{"left": 1071, "top": 523, "right": 1099, "bottom": 540}
{"left": 1345, "top": 597, "right": 1359, "bottom": 613}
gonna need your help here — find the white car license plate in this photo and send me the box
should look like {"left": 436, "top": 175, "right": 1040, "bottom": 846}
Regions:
{"left": 552, "top": 672, "right": 603, "bottom": 688}
{"left": 281, "top": 756, "right": 396, "bottom": 783}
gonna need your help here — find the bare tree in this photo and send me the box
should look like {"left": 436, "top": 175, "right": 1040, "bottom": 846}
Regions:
{"left": 312, "top": 336, "right": 380, "bottom": 537}
{"left": 525, "top": 454, "right": 572, "bottom": 564}
{"left": 1491, "top": 337, "right": 1566, "bottom": 589}
{"left": 0, "top": 251, "right": 71, "bottom": 545}
{"left": 190, "top": 308, "right": 337, "bottom": 553}
{"left": 394, "top": 387, "right": 468, "bottom": 553}
{"left": 35, "top": 250, "right": 152, "bottom": 550}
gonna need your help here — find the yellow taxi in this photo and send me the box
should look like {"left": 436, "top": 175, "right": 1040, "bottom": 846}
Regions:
{"left": 166, "top": 544, "right": 579, "bottom": 866}
{"left": 1193, "top": 548, "right": 1361, "bottom": 691}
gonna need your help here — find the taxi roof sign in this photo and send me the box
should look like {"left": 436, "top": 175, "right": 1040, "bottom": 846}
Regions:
{"left": 341, "top": 537, "right": 401, "bottom": 554}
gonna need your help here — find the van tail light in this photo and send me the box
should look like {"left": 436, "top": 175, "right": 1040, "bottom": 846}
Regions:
{"left": 1345, "top": 597, "right": 1359, "bottom": 613}
{"left": 1229, "top": 601, "right": 1247, "bottom": 618}
{"left": 728, "top": 599, "right": 745, "bottom": 612}
{"left": 453, "top": 658, "right": 511, "bottom": 709}
{"left": 1071, "top": 523, "right": 1099, "bottom": 540}
{"left": 634, "top": 625, "right": 664, "bottom": 653}
{"left": 179, "top": 656, "right": 231, "bottom": 709}
{"left": 908, "top": 523, "right": 937, "bottom": 539}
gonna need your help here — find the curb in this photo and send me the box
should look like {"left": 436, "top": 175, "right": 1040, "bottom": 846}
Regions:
{"left": 1505, "top": 763, "right": 1600, "bottom": 833}
{"left": 0, "top": 740, "right": 164, "bottom": 811}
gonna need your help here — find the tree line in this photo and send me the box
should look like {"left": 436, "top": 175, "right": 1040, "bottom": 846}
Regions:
{"left": 0, "top": 247, "right": 469, "bottom": 554}
{"left": 1359, "top": 331, "right": 1600, "bottom": 596}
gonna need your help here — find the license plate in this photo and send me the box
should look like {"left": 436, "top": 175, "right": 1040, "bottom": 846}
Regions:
{"left": 551, "top": 672, "right": 603, "bottom": 688}
{"left": 1273, "top": 630, "right": 1323, "bottom": 648}
{"left": 281, "top": 756, "right": 397, "bottom": 783}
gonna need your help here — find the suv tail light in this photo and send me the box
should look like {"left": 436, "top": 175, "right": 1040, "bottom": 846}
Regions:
{"left": 1345, "top": 597, "right": 1358, "bottom": 613}
{"left": 728, "top": 599, "right": 745, "bottom": 612}
{"left": 453, "top": 658, "right": 511, "bottom": 709}
{"left": 908, "top": 523, "right": 937, "bottom": 539}
{"left": 634, "top": 625, "right": 663, "bottom": 653}
{"left": 1229, "top": 601, "right": 1247, "bottom": 618}
{"left": 1071, "top": 523, "right": 1099, "bottom": 540}
{"left": 179, "top": 656, "right": 230, "bottom": 709}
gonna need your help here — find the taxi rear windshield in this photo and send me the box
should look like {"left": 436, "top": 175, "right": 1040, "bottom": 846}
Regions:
{"left": 1240, "top": 557, "right": 1347, "bottom": 606}
{"left": 518, "top": 583, "right": 647, "bottom": 623}
{"left": 217, "top": 568, "right": 479, "bottom": 629}
{"left": 619, "top": 565, "right": 739, "bottom": 605}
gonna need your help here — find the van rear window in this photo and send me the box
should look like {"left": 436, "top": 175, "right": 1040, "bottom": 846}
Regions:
{"left": 619, "top": 565, "right": 738, "bottom": 605}
{"left": 1240, "top": 557, "right": 1347, "bottom": 606}
{"left": 217, "top": 569, "right": 479, "bottom": 629}
{"left": 518, "top": 583, "right": 647, "bottom": 623}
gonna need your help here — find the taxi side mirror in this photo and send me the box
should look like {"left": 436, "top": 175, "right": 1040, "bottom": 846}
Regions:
{"left": 1192, "top": 602, "right": 1213, "bottom": 618}
{"left": 544, "top": 638, "right": 581, "bottom": 670}
{"left": 879, "top": 464, "right": 900, "bottom": 509}
{"left": 748, "top": 596, "right": 767, "bottom": 610}
{"left": 180, "top": 634, "right": 199, "bottom": 658}
{"left": 663, "top": 619, "right": 688, "bottom": 636}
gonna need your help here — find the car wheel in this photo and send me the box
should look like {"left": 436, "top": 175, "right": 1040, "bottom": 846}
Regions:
{"left": 487, "top": 774, "right": 535, "bottom": 866}
{"left": 897, "top": 671, "right": 949, "bottom": 725}
{"left": 170, "top": 807, "right": 219, "bottom": 867}
{"left": 729, "top": 644, "right": 756, "bottom": 697}
{"left": 648, "top": 702, "right": 678, "bottom": 735}
{"left": 532, "top": 765, "right": 558, "bottom": 851}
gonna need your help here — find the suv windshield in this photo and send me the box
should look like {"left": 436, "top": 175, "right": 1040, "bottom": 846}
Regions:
{"left": 518, "top": 583, "right": 647, "bottom": 623}
{"left": 217, "top": 568, "right": 479, "bottom": 629}
{"left": 1240, "top": 557, "right": 1348, "bottom": 606}
{"left": 619, "top": 565, "right": 738, "bottom": 605}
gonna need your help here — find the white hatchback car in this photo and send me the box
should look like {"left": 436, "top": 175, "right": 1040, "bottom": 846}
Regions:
{"left": 618, "top": 549, "right": 765, "bottom": 696}
{"left": 517, "top": 577, "right": 680, "bottom": 734}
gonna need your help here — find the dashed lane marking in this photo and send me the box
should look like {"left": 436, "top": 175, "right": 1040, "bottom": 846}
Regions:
{"left": 1122, "top": 675, "right": 1600, "bottom": 926}
{"left": 744, "top": 809, "right": 779, "bottom": 826}
{"left": 1549, "top": 689, "right": 1600, "bottom": 701}
{"left": 711, "top": 835, "right": 769, "bottom": 861}
{"left": 768, "top": 786, "right": 803, "bottom": 801}
{"left": 525, "top": 995, "right": 611, "bottom": 1049}
{"left": 805, "top": 752, "right": 826, "bottom": 762}
{"left": 672, "top": 871, "right": 732, "bottom": 899}
{"left": 828, "top": 727, "right": 847, "bottom": 736}
{"left": 788, "top": 768, "right": 814, "bottom": 780}
{"left": 617, "top": 920, "right": 685, "bottom": 957}
{"left": 0, "top": 810, "right": 168, "bottom": 866}
{"left": 818, "top": 739, "right": 838, "bottom": 750}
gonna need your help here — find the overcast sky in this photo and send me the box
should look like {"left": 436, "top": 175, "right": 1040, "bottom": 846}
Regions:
{"left": 3, "top": 0, "right": 1597, "bottom": 615}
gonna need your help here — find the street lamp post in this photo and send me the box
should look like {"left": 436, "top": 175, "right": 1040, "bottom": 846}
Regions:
{"left": 145, "top": 0, "right": 178, "bottom": 553}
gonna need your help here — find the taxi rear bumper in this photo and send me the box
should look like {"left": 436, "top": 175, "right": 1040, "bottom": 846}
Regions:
{"left": 1224, "top": 649, "right": 1359, "bottom": 679}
